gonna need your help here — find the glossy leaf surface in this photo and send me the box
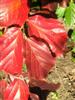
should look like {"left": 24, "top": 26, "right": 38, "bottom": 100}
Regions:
{"left": 4, "top": 79, "right": 29, "bottom": 100}
{"left": 24, "top": 37, "right": 55, "bottom": 80}
{"left": 27, "top": 15, "right": 67, "bottom": 56}
{"left": 0, "top": 27, "right": 23, "bottom": 74}
{"left": 0, "top": 0, "right": 29, "bottom": 27}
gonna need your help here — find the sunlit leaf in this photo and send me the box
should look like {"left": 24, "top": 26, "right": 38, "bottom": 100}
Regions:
{"left": 56, "top": 6, "right": 66, "bottom": 18}
{"left": 27, "top": 15, "right": 67, "bottom": 57}
{"left": 65, "top": 1, "right": 75, "bottom": 27}
{"left": 24, "top": 36, "right": 56, "bottom": 80}
{"left": 0, "top": 27, "right": 23, "bottom": 74}
{"left": 51, "top": 92, "right": 59, "bottom": 100}
{"left": 0, "top": 0, "right": 29, "bottom": 27}
{"left": 4, "top": 79, "right": 29, "bottom": 100}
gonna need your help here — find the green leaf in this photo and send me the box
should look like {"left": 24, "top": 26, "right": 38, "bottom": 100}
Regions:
{"left": 71, "top": 30, "right": 75, "bottom": 42}
{"left": 56, "top": 6, "right": 66, "bottom": 19}
{"left": 65, "top": 7, "right": 71, "bottom": 26}
{"left": 0, "top": 30, "right": 3, "bottom": 36}
{"left": 51, "top": 92, "right": 59, "bottom": 100}
{"left": 65, "top": 1, "right": 75, "bottom": 27}
{"left": 72, "top": 56, "right": 75, "bottom": 62}
{"left": 72, "top": 47, "right": 75, "bottom": 52}
{"left": 22, "top": 64, "right": 27, "bottom": 72}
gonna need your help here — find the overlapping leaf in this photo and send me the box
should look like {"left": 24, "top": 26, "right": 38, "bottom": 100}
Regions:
{"left": 27, "top": 15, "right": 68, "bottom": 56}
{"left": 4, "top": 79, "right": 29, "bottom": 100}
{"left": 24, "top": 37, "right": 55, "bottom": 80}
{"left": 0, "top": 27, "right": 23, "bottom": 74}
{"left": 0, "top": 0, "right": 29, "bottom": 27}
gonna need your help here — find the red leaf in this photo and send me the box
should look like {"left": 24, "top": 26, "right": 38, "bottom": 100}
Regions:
{"left": 27, "top": 15, "right": 68, "bottom": 57}
{"left": 40, "top": 0, "right": 57, "bottom": 12}
{"left": 0, "top": 27, "right": 23, "bottom": 74}
{"left": 4, "top": 79, "right": 29, "bottom": 100}
{"left": 0, "top": 0, "right": 29, "bottom": 27}
{"left": 29, "top": 79, "right": 60, "bottom": 91}
{"left": 24, "top": 37, "right": 55, "bottom": 80}
{"left": 0, "top": 80, "right": 7, "bottom": 99}
{"left": 30, "top": 93, "right": 40, "bottom": 100}
{"left": 60, "top": 0, "right": 69, "bottom": 7}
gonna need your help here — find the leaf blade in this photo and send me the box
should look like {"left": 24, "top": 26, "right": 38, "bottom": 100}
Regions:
{"left": 0, "top": 0, "right": 29, "bottom": 27}
{"left": 27, "top": 15, "right": 67, "bottom": 57}
{"left": 4, "top": 79, "right": 29, "bottom": 100}
{"left": 0, "top": 27, "right": 23, "bottom": 74}
{"left": 24, "top": 37, "right": 56, "bottom": 80}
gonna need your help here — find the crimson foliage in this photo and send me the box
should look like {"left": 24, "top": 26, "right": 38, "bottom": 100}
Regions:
{"left": 0, "top": 0, "right": 68, "bottom": 100}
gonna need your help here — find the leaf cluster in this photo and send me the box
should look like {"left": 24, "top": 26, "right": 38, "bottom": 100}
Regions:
{"left": 56, "top": 0, "right": 75, "bottom": 61}
{"left": 0, "top": 0, "right": 68, "bottom": 100}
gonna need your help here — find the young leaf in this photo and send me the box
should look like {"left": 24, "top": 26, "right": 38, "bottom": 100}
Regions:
{"left": 0, "top": 0, "right": 29, "bottom": 27}
{"left": 0, "top": 27, "right": 23, "bottom": 74}
{"left": 65, "top": 1, "right": 75, "bottom": 27}
{"left": 56, "top": 6, "right": 66, "bottom": 18}
{"left": 24, "top": 37, "right": 56, "bottom": 80}
{"left": 4, "top": 79, "right": 29, "bottom": 100}
{"left": 27, "top": 15, "right": 67, "bottom": 57}
{"left": 51, "top": 92, "right": 59, "bottom": 100}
